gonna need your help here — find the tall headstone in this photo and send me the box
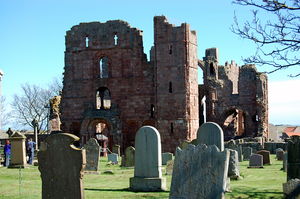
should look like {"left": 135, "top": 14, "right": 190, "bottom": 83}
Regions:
{"left": 242, "top": 147, "right": 252, "bottom": 160}
{"left": 228, "top": 149, "right": 240, "bottom": 180}
{"left": 170, "top": 144, "right": 229, "bottom": 199}
{"left": 123, "top": 146, "right": 135, "bottom": 167}
{"left": 83, "top": 138, "right": 100, "bottom": 173}
{"left": 248, "top": 154, "right": 263, "bottom": 168}
{"left": 162, "top": 152, "right": 174, "bottom": 165}
{"left": 288, "top": 136, "right": 300, "bottom": 180}
{"left": 130, "top": 126, "right": 166, "bottom": 191}
{"left": 197, "top": 122, "right": 224, "bottom": 151}
{"left": 38, "top": 133, "right": 86, "bottom": 199}
{"left": 8, "top": 132, "right": 27, "bottom": 168}
{"left": 283, "top": 152, "right": 288, "bottom": 172}
{"left": 257, "top": 150, "right": 271, "bottom": 165}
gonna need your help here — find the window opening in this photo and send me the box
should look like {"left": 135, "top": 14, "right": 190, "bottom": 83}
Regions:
{"left": 96, "top": 87, "right": 111, "bottom": 110}
{"left": 99, "top": 57, "right": 109, "bottom": 78}
{"left": 114, "top": 34, "right": 118, "bottom": 46}
{"left": 151, "top": 104, "right": 155, "bottom": 118}
{"left": 169, "top": 82, "right": 173, "bottom": 93}
{"left": 169, "top": 44, "right": 172, "bottom": 54}
{"left": 210, "top": 63, "right": 215, "bottom": 75}
{"left": 85, "top": 37, "right": 89, "bottom": 48}
{"left": 170, "top": 123, "right": 174, "bottom": 135}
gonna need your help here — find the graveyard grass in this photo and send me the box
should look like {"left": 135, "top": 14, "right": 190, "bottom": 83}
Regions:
{"left": 0, "top": 155, "right": 285, "bottom": 199}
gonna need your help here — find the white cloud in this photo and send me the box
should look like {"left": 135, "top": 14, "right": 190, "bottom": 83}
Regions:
{"left": 269, "top": 79, "right": 300, "bottom": 125}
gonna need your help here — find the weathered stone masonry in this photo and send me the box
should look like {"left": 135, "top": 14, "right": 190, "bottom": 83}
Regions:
{"left": 61, "top": 16, "right": 199, "bottom": 152}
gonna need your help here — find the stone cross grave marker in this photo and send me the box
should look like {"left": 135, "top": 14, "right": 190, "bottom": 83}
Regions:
{"left": 257, "top": 150, "right": 271, "bottom": 165}
{"left": 248, "top": 154, "right": 263, "bottom": 168}
{"left": 170, "top": 144, "right": 229, "bottom": 199}
{"left": 130, "top": 126, "right": 166, "bottom": 191}
{"left": 83, "top": 138, "right": 100, "bottom": 173}
{"left": 38, "top": 133, "right": 86, "bottom": 199}
{"left": 197, "top": 122, "right": 224, "bottom": 151}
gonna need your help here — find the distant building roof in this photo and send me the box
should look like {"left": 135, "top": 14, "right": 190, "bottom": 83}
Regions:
{"left": 284, "top": 127, "right": 297, "bottom": 133}
{"left": 285, "top": 132, "right": 300, "bottom": 137}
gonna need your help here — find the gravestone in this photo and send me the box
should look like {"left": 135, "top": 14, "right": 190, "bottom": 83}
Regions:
{"left": 228, "top": 149, "right": 240, "bottom": 180}
{"left": 288, "top": 136, "right": 300, "bottom": 180}
{"left": 283, "top": 152, "right": 287, "bottom": 172}
{"left": 225, "top": 140, "right": 243, "bottom": 162}
{"left": 248, "top": 154, "right": 263, "bottom": 168}
{"left": 197, "top": 122, "right": 224, "bottom": 151}
{"left": 8, "top": 132, "right": 27, "bottom": 168}
{"left": 276, "top": 148, "right": 284, "bottom": 161}
{"left": 122, "top": 146, "right": 135, "bottom": 167}
{"left": 130, "top": 126, "right": 166, "bottom": 191}
{"left": 162, "top": 152, "right": 173, "bottom": 165}
{"left": 38, "top": 133, "right": 85, "bottom": 199}
{"left": 242, "top": 147, "right": 252, "bottom": 160}
{"left": 112, "top": 144, "right": 120, "bottom": 157}
{"left": 83, "top": 138, "right": 100, "bottom": 173}
{"left": 283, "top": 178, "right": 300, "bottom": 198}
{"left": 108, "top": 153, "right": 118, "bottom": 164}
{"left": 170, "top": 144, "right": 229, "bottom": 199}
{"left": 257, "top": 150, "right": 271, "bottom": 165}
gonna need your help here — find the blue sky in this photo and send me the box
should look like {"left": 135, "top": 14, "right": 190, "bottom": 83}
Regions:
{"left": 0, "top": 0, "right": 299, "bottom": 126}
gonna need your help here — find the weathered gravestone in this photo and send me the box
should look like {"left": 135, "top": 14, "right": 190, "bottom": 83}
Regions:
{"left": 283, "top": 152, "right": 287, "bottom": 172}
{"left": 170, "top": 144, "right": 229, "bottom": 199}
{"left": 8, "top": 132, "right": 27, "bottom": 168}
{"left": 122, "top": 146, "right": 135, "bottom": 167}
{"left": 288, "top": 136, "right": 300, "bottom": 181}
{"left": 283, "top": 178, "right": 300, "bottom": 198}
{"left": 38, "top": 133, "right": 86, "bottom": 199}
{"left": 130, "top": 126, "right": 166, "bottom": 191}
{"left": 108, "top": 153, "right": 118, "bottom": 164}
{"left": 162, "top": 152, "right": 173, "bottom": 165}
{"left": 276, "top": 148, "right": 284, "bottom": 161}
{"left": 112, "top": 144, "right": 120, "bottom": 157}
{"left": 257, "top": 150, "right": 271, "bottom": 165}
{"left": 248, "top": 154, "right": 263, "bottom": 168}
{"left": 228, "top": 149, "right": 240, "bottom": 180}
{"left": 197, "top": 122, "right": 224, "bottom": 151}
{"left": 242, "top": 147, "right": 252, "bottom": 160}
{"left": 83, "top": 138, "right": 100, "bottom": 173}
{"left": 225, "top": 140, "right": 243, "bottom": 162}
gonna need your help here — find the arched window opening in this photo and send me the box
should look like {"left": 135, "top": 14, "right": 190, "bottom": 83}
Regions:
{"left": 99, "top": 57, "right": 109, "bottom": 78}
{"left": 150, "top": 104, "right": 155, "bottom": 118}
{"left": 170, "top": 123, "right": 174, "bottom": 135}
{"left": 96, "top": 87, "right": 111, "bottom": 110}
{"left": 210, "top": 62, "right": 215, "bottom": 75}
{"left": 223, "top": 109, "right": 245, "bottom": 138}
{"left": 169, "top": 44, "right": 173, "bottom": 54}
{"left": 114, "top": 34, "right": 118, "bottom": 46}
{"left": 169, "top": 81, "right": 173, "bottom": 93}
{"left": 85, "top": 36, "right": 89, "bottom": 48}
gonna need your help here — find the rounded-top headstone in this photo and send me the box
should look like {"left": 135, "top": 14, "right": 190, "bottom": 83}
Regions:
{"left": 134, "top": 126, "right": 162, "bottom": 178}
{"left": 197, "top": 122, "right": 224, "bottom": 151}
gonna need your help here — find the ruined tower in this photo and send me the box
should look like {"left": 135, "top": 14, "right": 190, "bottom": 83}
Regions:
{"left": 60, "top": 17, "right": 199, "bottom": 152}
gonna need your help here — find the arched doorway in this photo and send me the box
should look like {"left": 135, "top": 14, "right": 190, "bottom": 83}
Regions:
{"left": 223, "top": 108, "right": 246, "bottom": 140}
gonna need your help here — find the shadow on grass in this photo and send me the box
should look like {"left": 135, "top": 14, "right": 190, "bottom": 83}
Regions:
{"left": 227, "top": 187, "right": 283, "bottom": 199}
{"left": 85, "top": 188, "right": 169, "bottom": 193}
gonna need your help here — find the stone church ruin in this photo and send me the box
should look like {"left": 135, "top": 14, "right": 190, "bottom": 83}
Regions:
{"left": 60, "top": 16, "right": 268, "bottom": 152}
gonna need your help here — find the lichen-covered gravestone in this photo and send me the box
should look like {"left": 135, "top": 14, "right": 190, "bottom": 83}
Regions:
{"left": 248, "top": 154, "right": 263, "bottom": 168}
{"left": 170, "top": 144, "right": 229, "bottom": 199}
{"left": 130, "top": 126, "right": 166, "bottom": 191}
{"left": 83, "top": 138, "right": 100, "bottom": 173}
{"left": 257, "top": 150, "right": 271, "bottom": 165}
{"left": 228, "top": 149, "right": 240, "bottom": 180}
{"left": 197, "top": 122, "right": 224, "bottom": 151}
{"left": 162, "top": 152, "right": 173, "bottom": 165}
{"left": 38, "top": 133, "right": 86, "bottom": 199}
{"left": 123, "top": 146, "right": 135, "bottom": 167}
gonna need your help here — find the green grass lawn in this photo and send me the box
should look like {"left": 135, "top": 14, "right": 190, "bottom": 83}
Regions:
{"left": 0, "top": 155, "right": 285, "bottom": 199}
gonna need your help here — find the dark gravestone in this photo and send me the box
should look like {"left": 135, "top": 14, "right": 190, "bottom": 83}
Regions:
{"left": 283, "top": 152, "right": 287, "bottom": 172}
{"left": 162, "top": 152, "right": 173, "bottom": 165}
{"left": 276, "top": 148, "right": 284, "bottom": 161}
{"left": 257, "top": 150, "right": 271, "bottom": 165}
{"left": 170, "top": 144, "right": 229, "bottom": 199}
{"left": 242, "top": 147, "right": 252, "bottom": 160}
{"left": 83, "top": 138, "right": 100, "bottom": 173}
{"left": 38, "top": 133, "right": 86, "bottom": 199}
{"left": 287, "top": 136, "right": 300, "bottom": 180}
{"left": 248, "top": 154, "right": 263, "bottom": 168}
